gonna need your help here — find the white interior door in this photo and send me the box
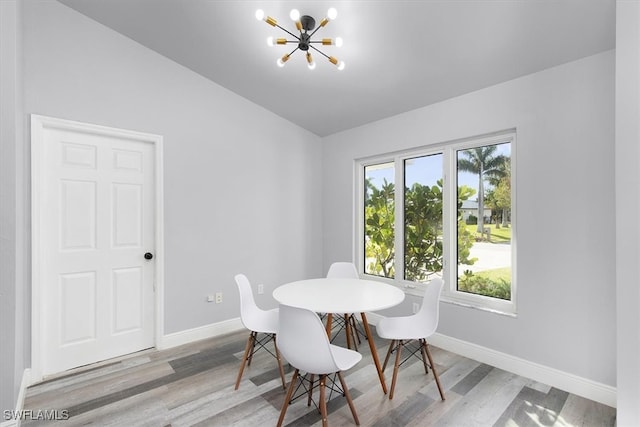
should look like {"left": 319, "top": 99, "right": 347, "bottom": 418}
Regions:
{"left": 32, "top": 116, "right": 161, "bottom": 377}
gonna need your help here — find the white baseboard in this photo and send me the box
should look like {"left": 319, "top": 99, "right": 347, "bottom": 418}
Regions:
{"left": 365, "top": 313, "right": 616, "bottom": 408}
{"left": 0, "top": 368, "right": 31, "bottom": 427}
{"left": 159, "top": 317, "right": 244, "bottom": 350}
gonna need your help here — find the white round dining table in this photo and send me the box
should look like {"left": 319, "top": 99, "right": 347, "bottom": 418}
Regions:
{"left": 273, "top": 277, "right": 405, "bottom": 394}
{"left": 272, "top": 278, "right": 404, "bottom": 314}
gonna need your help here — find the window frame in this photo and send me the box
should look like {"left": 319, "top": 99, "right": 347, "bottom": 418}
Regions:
{"left": 355, "top": 131, "right": 517, "bottom": 316}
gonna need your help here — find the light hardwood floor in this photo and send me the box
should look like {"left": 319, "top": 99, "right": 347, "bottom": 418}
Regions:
{"left": 22, "top": 327, "right": 616, "bottom": 426}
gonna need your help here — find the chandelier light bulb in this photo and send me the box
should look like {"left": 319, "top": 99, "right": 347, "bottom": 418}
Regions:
{"left": 337, "top": 61, "right": 345, "bottom": 71}
{"left": 266, "top": 36, "right": 274, "bottom": 46}
{"left": 306, "top": 52, "right": 316, "bottom": 70}
{"left": 277, "top": 54, "right": 290, "bottom": 67}
{"left": 327, "top": 8, "right": 338, "bottom": 20}
{"left": 255, "top": 9, "right": 265, "bottom": 21}
{"left": 335, "top": 37, "right": 343, "bottom": 47}
{"left": 290, "top": 9, "right": 300, "bottom": 21}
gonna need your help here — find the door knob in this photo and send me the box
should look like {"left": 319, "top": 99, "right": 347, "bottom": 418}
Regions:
{"left": 144, "top": 252, "right": 153, "bottom": 260}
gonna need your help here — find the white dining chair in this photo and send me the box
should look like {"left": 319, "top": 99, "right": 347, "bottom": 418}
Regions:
{"left": 276, "top": 304, "right": 361, "bottom": 427}
{"left": 326, "top": 262, "right": 364, "bottom": 350}
{"left": 234, "top": 273, "right": 286, "bottom": 390}
{"left": 376, "top": 277, "right": 446, "bottom": 401}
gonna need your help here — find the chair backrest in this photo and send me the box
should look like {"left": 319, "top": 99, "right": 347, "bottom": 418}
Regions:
{"left": 326, "top": 262, "right": 359, "bottom": 279}
{"left": 416, "top": 277, "right": 444, "bottom": 336}
{"left": 234, "top": 273, "right": 263, "bottom": 332}
{"left": 277, "top": 304, "right": 340, "bottom": 375}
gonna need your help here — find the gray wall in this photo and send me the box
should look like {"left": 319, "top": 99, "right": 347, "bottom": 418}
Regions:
{"left": 21, "top": 0, "right": 323, "bottom": 336}
{"left": 322, "top": 51, "right": 616, "bottom": 387}
{"left": 0, "top": 0, "right": 28, "bottom": 414}
{"left": 615, "top": 1, "right": 640, "bottom": 425}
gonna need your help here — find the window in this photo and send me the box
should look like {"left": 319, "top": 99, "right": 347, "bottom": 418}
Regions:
{"left": 358, "top": 132, "right": 516, "bottom": 314}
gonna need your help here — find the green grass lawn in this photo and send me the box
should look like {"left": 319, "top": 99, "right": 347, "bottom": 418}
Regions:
{"left": 465, "top": 223, "right": 511, "bottom": 243}
{"left": 473, "top": 267, "right": 511, "bottom": 282}
{"left": 458, "top": 267, "right": 512, "bottom": 300}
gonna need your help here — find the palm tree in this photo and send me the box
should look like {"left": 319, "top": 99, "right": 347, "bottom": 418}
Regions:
{"left": 458, "top": 145, "right": 507, "bottom": 235}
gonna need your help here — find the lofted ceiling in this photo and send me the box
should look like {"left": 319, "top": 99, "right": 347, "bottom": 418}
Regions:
{"left": 58, "top": 0, "right": 615, "bottom": 137}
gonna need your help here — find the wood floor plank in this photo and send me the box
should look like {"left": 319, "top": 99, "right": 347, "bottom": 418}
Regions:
{"left": 26, "top": 361, "right": 175, "bottom": 411}
{"left": 553, "top": 394, "right": 616, "bottom": 427}
{"left": 437, "top": 367, "right": 530, "bottom": 426}
{"left": 189, "top": 396, "right": 280, "bottom": 427}
{"left": 167, "top": 376, "right": 283, "bottom": 424}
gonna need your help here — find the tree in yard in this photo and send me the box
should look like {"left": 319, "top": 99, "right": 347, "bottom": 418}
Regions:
{"left": 404, "top": 181, "right": 443, "bottom": 281}
{"left": 457, "top": 146, "right": 507, "bottom": 234}
{"left": 487, "top": 158, "right": 511, "bottom": 228}
{"left": 364, "top": 178, "right": 395, "bottom": 278}
{"left": 366, "top": 178, "right": 476, "bottom": 282}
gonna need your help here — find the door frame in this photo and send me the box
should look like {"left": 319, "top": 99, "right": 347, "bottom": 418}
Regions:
{"left": 30, "top": 114, "right": 165, "bottom": 382}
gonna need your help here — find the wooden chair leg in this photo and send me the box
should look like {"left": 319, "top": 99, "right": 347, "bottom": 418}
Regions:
{"left": 319, "top": 375, "right": 328, "bottom": 427}
{"left": 349, "top": 315, "right": 362, "bottom": 345}
{"left": 389, "top": 340, "right": 403, "bottom": 400}
{"left": 344, "top": 314, "right": 353, "bottom": 349}
{"left": 337, "top": 371, "right": 360, "bottom": 425}
{"left": 277, "top": 369, "right": 299, "bottom": 427}
{"left": 382, "top": 340, "right": 395, "bottom": 372}
{"left": 325, "top": 313, "right": 333, "bottom": 338}
{"left": 235, "top": 332, "right": 255, "bottom": 390}
{"left": 419, "top": 338, "right": 430, "bottom": 374}
{"left": 273, "top": 335, "right": 287, "bottom": 390}
{"left": 424, "top": 340, "right": 445, "bottom": 401}
{"left": 247, "top": 331, "right": 257, "bottom": 366}
{"left": 347, "top": 315, "right": 359, "bottom": 351}
{"left": 307, "top": 374, "right": 315, "bottom": 406}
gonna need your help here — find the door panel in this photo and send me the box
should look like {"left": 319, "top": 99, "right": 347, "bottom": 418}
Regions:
{"left": 38, "top": 122, "right": 156, "bottom": 376}
{"left": 112, "top": 183, "right": 142, "bottom": 247}
{"left": 59, "top": 271, "right": 97, "bottom": 345}
{"left": 112, "top": 267, "right": 143, "bottom": 334}
{"left": 60, "top": 180, "right": 97, "bottom": 250}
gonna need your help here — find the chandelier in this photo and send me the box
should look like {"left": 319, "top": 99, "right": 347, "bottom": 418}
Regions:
{"left": 255, "top": 7, "right": 345, "bottom": 70}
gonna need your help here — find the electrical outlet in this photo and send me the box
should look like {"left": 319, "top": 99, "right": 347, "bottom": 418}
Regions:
{"left": 412, "top": 303, "right": 420, "bottom": 314}
{"left": 207, "top": 295, "right": 215, "bottom": 302}
{"left": 215, "top": 292, "right": 223, "bottom": 304}
{"left": 257, "top": 284, "right": 264, "bottom": 294}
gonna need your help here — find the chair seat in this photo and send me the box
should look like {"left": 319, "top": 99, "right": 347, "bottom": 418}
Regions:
{"left": 329, "top": 344, "right": 362, "bottom": 372}
{"left": 376, "top": 314, "right": 424, "bottom": 340}
{"left": 244, "top": 307, "right": 279, "bottom": 335}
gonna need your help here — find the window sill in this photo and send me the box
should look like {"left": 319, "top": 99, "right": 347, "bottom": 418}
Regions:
{"left": 439, "top": 295, "right": 517, "bottom": 318}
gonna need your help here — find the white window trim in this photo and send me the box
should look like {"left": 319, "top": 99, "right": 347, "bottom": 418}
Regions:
{"left": 355, "top": 130, "right": 517, "bottom": 316}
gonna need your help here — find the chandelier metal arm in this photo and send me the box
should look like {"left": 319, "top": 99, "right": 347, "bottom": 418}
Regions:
{"left": 307, "top": 26, "right": 324, "bottom": 39}
{"left": 309, "top": 44, "right": 330, "bottom": 59}
{"left": 274, "top": 23, "right": 301, "bottom": 40}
